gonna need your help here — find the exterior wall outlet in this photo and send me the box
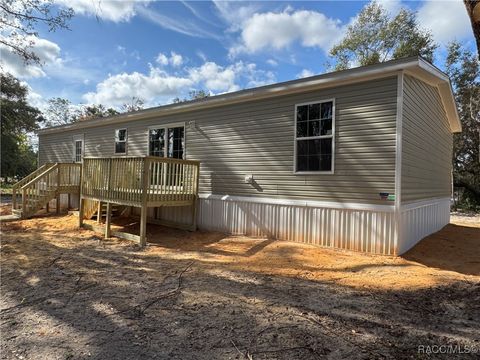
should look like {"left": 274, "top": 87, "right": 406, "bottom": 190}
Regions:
{"left": 245, "top": 174, "right": 254, "bottom": 184}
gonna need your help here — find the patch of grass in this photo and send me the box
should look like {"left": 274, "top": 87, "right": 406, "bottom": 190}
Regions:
{"left": 0, "top": 186, "right": 13, "bottom": 195}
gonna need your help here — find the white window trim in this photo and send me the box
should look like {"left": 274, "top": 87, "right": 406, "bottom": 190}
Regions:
{"left": 73, "top": 134, "right": 84, "bottom": 163}
{"left": 293, "top": 98, "right": 335, "bottom": 175}
{"left": 146, "top": 122, "right": 186, "bottom": 159}
{"left": 114, "top": 128, "right": 128, "bottom": 155}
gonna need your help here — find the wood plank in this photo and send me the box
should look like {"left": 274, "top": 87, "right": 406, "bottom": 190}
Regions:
{"left": 105, "top": 202, "right": 112, "bottom": 238}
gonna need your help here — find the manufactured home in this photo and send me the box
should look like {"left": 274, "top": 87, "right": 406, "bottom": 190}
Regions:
{"left": 12, "top": 56, "right": 461, "bottom": 255}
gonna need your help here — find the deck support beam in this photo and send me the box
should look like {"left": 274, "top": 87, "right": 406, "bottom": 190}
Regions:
{"left": 105, "top": 202, "right": 112, "bottom": 238}
{"left": 191, "top": 197, "right": 197, "bottom": 231}
{"left": 97, "top": 201, "right": 102, "bottom": 223}
{"left": 78, "top": 198, "right": 84, "bottom": 227}
{"left": 56, "top": 194, "right": 60, "bottom": 214}
{"left": 139, "top": 205, "right": 147, "bottom": 247}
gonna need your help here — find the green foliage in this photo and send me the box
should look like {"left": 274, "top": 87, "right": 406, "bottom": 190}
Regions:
{"left": 121, "top": 97, "right": 145, "bottom": 113}
{"left": 0, "top": 0, "right": 74, "bottom": 65}
{"left": 330, "top": 1, "right": 437, "bottom": 70}
{"left": 173, "top": 89, "right": 210, "bottom": 103}
{"left": 445, "top": 42, "right": 480, "bottom": 208}
{"left": 77, "top": 104, "right": 119, "bottom": 121}
{"left": 1, "top": 72, "right": 42, "bottom": 180}
{"left": 45, "top": 97, "right": 79, "bottom": 127}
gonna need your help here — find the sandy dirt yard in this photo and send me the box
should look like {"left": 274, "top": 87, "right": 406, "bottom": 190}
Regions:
{"left": 1, "top": 207, "right": 479, "bottom": 360}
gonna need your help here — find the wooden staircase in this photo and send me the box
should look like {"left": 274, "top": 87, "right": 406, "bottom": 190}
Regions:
{"left": 11, "top": 163, "right": 81, "bottom": 219}
{"left": 82, "top": 200, "right": 125, "bottom": 221}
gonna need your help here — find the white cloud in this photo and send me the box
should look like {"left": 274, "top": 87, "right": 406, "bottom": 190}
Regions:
{"left": 170, "top": 52, "right": 183, "bottom": 67}
{"left": 136, "top": 6, "right": 221, "bottom": 40}
{"left": 55, "top": 0, "right": 150, "bottom": 22}
{"left": 156, "top": 53, "right": 169, "bottom": 66}
{"left": 83, "top": 67, "right": 193, "bottom": 106}
{"left": 266, "top": 59, "right": 278, "bottom": 66}
{"left": 155, "top": 52, "right": 184, "bottom": 67}
{"left": 83, "top": 57, "right": 276, "bottom": 107}
{"left": 229, "top": 9, "right": 344, "bottom": 56}
{"left": 213, "top": 1, "right": 262, "bottom": 32}
{"left": 376, "top": 0, "right": 403, "bottom": 16}
{"left": 417, "top": 0, "right": 472, "bottom": 44}
{"left": 24, "top": 83, "right": 48, "bottom": 111}
{"left": 0, "top": 37, "right": 61, "bottom": 78}
{"left": 196, "top": 50, "right": 207, "bottom": 62}
{"left": 297, "top": 69, "right": 315, "bottom": 78}
{"left": 188, "top": 62, "right": 238, "bottom": 92}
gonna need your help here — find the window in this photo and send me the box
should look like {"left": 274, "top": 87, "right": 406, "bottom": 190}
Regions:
{"left": 74, "top": 140, "right": 83, "bottom": 163}
{"left": 149, "top": 128, "right": 165, "bottom": 157}
{"left": 295, "top": 100, "right": 334, "bottom": 173}
{"left": 115, "top": 129, "right": 127, "bottom": 154}
{"left": 148, "top": 125, "right": 184, "bottom": 159}
{"left": 167, "top": 127, "right": 184, "bottom": 159}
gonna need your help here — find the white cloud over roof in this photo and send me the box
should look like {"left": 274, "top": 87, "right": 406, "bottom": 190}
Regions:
{"left": 82, "top": 58, "right": 276, "bottom": 107}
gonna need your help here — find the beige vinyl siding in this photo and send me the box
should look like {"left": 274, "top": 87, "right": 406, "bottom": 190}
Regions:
{"left": 38, "top": 76, "right": 398, "bottom": 205}
{"left": 38, "top": 133, "right": 75, "bottom": 163}
{"left": 401, "top": 75, "right": 453, "bottom": 203}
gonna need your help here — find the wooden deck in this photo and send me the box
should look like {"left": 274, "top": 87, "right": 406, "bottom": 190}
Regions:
{"left": 79, "top": 156, "right": 200, "bottom": 246}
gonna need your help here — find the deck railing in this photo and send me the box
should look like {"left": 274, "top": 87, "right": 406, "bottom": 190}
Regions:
{"left": 12, "top": 163, "right": 54, "bottom": 210}
{"left": 81, "top": 157, "right": 200, "bottom": 207}
{"left": 17, "top": 163, "right": 81, "bottom": 216}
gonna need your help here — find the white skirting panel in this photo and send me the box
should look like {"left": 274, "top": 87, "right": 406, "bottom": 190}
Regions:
{"left": 194, "top": 196, "right": 397, "bottom": 255}
{"left": 397, "top": 197, "right": 450, "bottom": 255}
{"left": 126, "top": 195, "right": 450, "bottom": 256}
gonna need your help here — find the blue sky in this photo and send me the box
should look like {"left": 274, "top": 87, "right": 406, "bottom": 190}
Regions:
{"left": 2, "top": 0, "right": 475, "bottom": 111}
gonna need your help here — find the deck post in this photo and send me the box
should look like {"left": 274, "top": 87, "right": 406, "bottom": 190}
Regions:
{"left": 12, "top": 188, "right": 16, "bottom": 210}
{"left": 97, "top": 201, "right": 102, "bottom": 223}
{"left": 46, "top": 201, "right": 49, "bottom": 213}
{"left": 78, "top": 198, "right": 84, "bottom": 227}
{"left": 139, "top": 205, "right": 147, "bottom": 247}
{"left": 192, "top": 163, "right": 200, "bottom": 230}
{"left": 139, "top": 158, "right": 150, "bottom": 247}
{"left": 105, "top": 202, "right": 112, "bottom": 238}
{"left": 22, "top": 188, "right": 26, "bottom": 218}
{"left": 56, "top": 194, "right": 60, "bottom": 214}
{"left": 78, "top": 164, "right": 84, "bottom": 228}
{"left": 56, "top": 164, "right": 61, "bottom": 214}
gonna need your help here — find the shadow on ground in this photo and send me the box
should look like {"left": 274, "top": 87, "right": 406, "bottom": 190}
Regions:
{"left": 1, "top": 213, "right": 479, "bottom": 360}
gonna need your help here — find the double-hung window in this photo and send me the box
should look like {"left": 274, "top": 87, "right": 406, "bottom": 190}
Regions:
{"left": 114, "top": 128, "right": 127, "bottom": 154}
{"left": 74, "top": 140, "right": 83, "bottom": 163}
{"left": 295, "top": 100, "right": 334, "bottom": 173}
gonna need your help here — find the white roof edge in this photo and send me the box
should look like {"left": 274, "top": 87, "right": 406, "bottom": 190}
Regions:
{"left": 38, "top": 56, "right": 461, "bottom": 135}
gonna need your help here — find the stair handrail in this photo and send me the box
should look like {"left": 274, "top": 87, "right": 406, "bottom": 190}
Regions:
{"left": 12, "top": 163, "right": 54, "bottom": 210}
{"left": 20, "top": 163, "right": 60, "bottom": 217}
{"left": 20, "top": 163, "right": 60, "bottom": 190}
{"left": 12, "top": 163, "right": 54, "bottom": 190}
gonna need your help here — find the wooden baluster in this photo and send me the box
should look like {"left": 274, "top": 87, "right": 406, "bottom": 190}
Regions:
{"left": 22, "top": 188, "right": 26, "bottom": 218}
{"left": 160, "top": 160, "right": 165, "bottom": 197}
